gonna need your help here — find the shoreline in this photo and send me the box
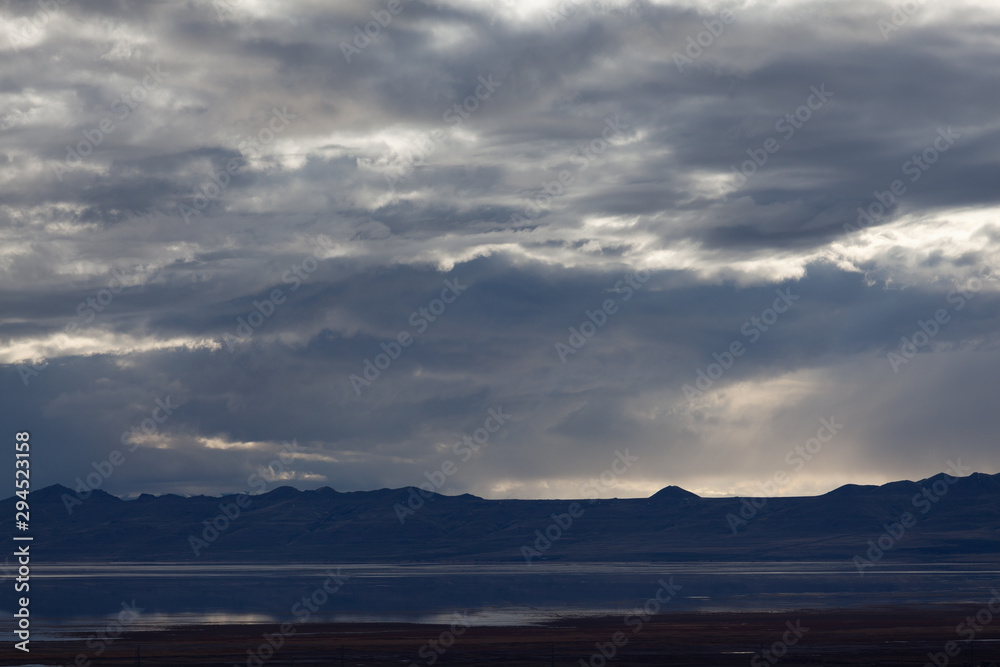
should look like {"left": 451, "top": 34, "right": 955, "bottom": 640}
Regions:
{"left": 8, "top": 605, "right": 999, "bottom": 666}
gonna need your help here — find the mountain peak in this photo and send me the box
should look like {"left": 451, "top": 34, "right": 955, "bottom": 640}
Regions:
{"left": 30, "top": 483, "right": 120, "bottom": 504}
{"left": 31, "top": 483, "right": 75, "bottom": 501}
{"left": 822, "top": 471, "right": 1000, "bottom": 498}
{"left": 260, "top": 485, "right": 302, "bottom": 501}
{"left": 649, "top": 485, "right": 700, "bottom": 501}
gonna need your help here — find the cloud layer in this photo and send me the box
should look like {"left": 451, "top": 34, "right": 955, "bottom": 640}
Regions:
{"left": 3, "top": 0, "right": 999, "bottom": 499}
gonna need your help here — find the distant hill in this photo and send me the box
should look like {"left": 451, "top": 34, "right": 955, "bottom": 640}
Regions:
{"left": 2, "top": 472, "right": 998, "bottom": 563}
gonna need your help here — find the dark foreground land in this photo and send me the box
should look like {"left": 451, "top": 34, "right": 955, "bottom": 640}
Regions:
{"left": 8, "top": 607, "right": 1000, "bottom": 667}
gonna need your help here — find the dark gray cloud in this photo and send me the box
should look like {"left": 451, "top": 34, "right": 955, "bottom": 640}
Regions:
{"left": 2, "top": 0, "right": 999, "bottom": 500}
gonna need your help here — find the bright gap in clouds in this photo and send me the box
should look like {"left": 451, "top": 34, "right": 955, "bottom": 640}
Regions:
{"left": 2, "top": 0, "right": 999, "bottom": 501}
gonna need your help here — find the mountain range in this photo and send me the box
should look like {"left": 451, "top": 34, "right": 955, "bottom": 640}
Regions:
{"left": 2, "top": 472, "right": 999, "bottom": 563}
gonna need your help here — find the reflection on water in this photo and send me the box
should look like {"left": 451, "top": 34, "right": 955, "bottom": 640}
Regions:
{"left": 2, "top": 562, "right": 997, "bottom": 637}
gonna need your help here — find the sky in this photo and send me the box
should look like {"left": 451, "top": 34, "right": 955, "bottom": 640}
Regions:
{"left": 2, "top": 0, "right": 999, "bottom": 501}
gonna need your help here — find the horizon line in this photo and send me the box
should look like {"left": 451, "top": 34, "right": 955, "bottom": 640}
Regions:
{"left": 8, "top": 469, "right": 993, "bottom": 504}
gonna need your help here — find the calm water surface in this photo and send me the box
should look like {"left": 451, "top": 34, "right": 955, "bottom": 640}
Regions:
{"left": 3, "top": 561, "right": 997, "bottom": 638}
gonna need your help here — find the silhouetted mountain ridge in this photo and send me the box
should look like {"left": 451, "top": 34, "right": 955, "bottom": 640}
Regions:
{"left": 3, "top": 472, "right": 998, "bottom": 563}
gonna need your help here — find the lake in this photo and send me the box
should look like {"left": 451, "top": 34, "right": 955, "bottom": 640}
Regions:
{"left": 5, "top": 561, "right": 998, "bottom": 639}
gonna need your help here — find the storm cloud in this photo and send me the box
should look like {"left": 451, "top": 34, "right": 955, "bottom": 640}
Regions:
{"left": 2, "top": 0, "right": 999, "bottom": 500}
